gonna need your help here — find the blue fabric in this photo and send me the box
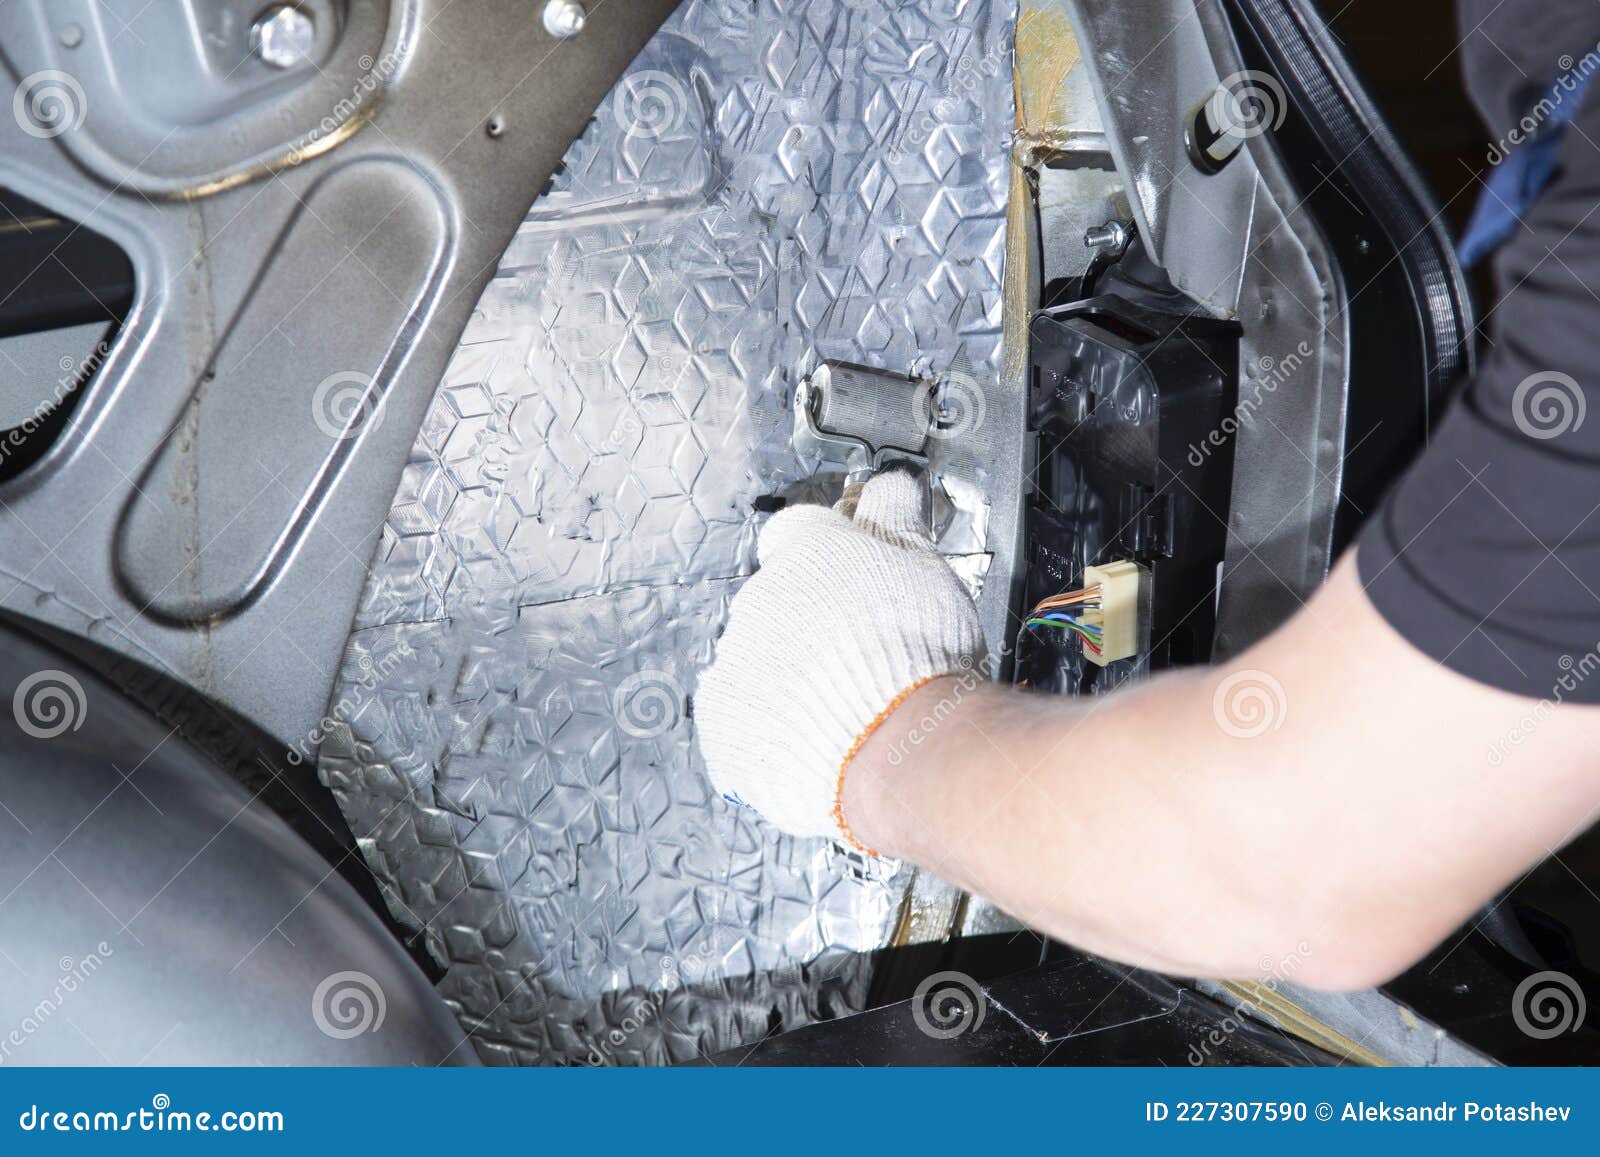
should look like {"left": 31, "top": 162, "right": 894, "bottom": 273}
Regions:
{"left": 1458, "top": 72, "right": 1593, "bottom": 267}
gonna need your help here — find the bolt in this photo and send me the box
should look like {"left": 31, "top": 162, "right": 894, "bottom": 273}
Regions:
{"left": 543, "top": 0, "right": 587, "bottom": 39}
{"left": 1189, "top": 86, "right": 1247, "bottom": 172}
{"left": 253, "top": 5, "right": 315, "bottom": 69}
{"left": 1084, "top": 220, "right": 1130, "bottom": 254}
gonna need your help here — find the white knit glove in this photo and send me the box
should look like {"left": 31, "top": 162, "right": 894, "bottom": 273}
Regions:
{"left": 695, "top": 468, "right": 986, "bottom": 848}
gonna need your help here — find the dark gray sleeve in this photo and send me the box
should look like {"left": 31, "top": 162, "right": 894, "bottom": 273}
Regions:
{"left": 1356, "top": 6, "right": 1600, "bottom": 702}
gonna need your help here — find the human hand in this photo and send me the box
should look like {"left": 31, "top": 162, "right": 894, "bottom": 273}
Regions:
{"left": 694, "top": 467, "right": 986, "bottom": 848}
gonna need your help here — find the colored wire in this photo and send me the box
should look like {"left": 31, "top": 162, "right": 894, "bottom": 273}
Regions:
{"left": 1025, "top": 616, "right": 1103, "bottom": 652}
{"left": 1030, "top": 584, "right": 1103, "bottom": 617}
{"left": 1024, "top": 582, "right": 1107, "bottom": 656}
{"left": 1060, "top": 623, "right": 1103, "bottom": 649}
{"left": 1038, "top": 613, "right": 1100, "bottom": 638}
{"left": 1035, "top": 596, "right": 1099, "bottom": 612}
{"left": 1020, "top": 582, "right": 1109, "bottom": 657}
{"left": 1036, "top": 614, "right": 1100, "bottom": 633}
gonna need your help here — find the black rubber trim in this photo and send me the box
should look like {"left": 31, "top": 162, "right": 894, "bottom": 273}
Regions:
{"left": 1219, "top": 0, "right": 1478, "bottom": 550}
{"left": 1229, "top": 0, "right": 1475, "bottom": 390}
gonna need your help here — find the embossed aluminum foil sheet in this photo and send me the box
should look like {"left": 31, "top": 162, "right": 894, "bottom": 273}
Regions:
{"left": 318, "top": 0, "right": 1015, "bottom": 1064}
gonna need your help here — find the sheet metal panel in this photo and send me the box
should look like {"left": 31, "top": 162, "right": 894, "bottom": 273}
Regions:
{"left": 318, "top": 0, "right": 1015, "bottom": 1064}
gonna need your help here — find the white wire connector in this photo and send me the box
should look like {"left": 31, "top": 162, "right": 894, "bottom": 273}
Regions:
{"left": 1080, "top": 560, "right": 1149, "bottom": 666}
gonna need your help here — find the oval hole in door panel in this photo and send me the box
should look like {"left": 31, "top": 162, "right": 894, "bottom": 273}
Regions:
{"left": 115, "top": 158, "right": 451, "bottom": 623}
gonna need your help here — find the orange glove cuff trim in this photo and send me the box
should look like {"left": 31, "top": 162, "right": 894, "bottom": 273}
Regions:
{"left": 831, "top": 674, "right": 941, "bottom": 856}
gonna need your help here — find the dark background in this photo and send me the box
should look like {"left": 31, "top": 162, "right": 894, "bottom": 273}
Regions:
{"left": 1327, "top": 0, "right": 1486, "bottom": 236}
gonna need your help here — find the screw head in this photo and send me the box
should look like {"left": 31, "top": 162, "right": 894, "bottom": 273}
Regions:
{"left": 543, "top": 0, "right": 586, "bottom": 39}
{"left": 1084, "top": 220, "right": 1130, "bottom": 254}
{"left": 253, "top": 5, "right": 315, "bottom": 69}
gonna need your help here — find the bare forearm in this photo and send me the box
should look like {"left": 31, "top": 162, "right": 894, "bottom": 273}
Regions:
{"left": 842, "top": 670, "right": 1301, "bottom": 979}
{"left": 843, "top": 557, "right": 1600, "bottom": 988}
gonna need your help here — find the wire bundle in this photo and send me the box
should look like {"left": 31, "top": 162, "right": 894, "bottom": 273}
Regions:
{"left": 1025, "top": 584, "right": 1103, "bottom": 656}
